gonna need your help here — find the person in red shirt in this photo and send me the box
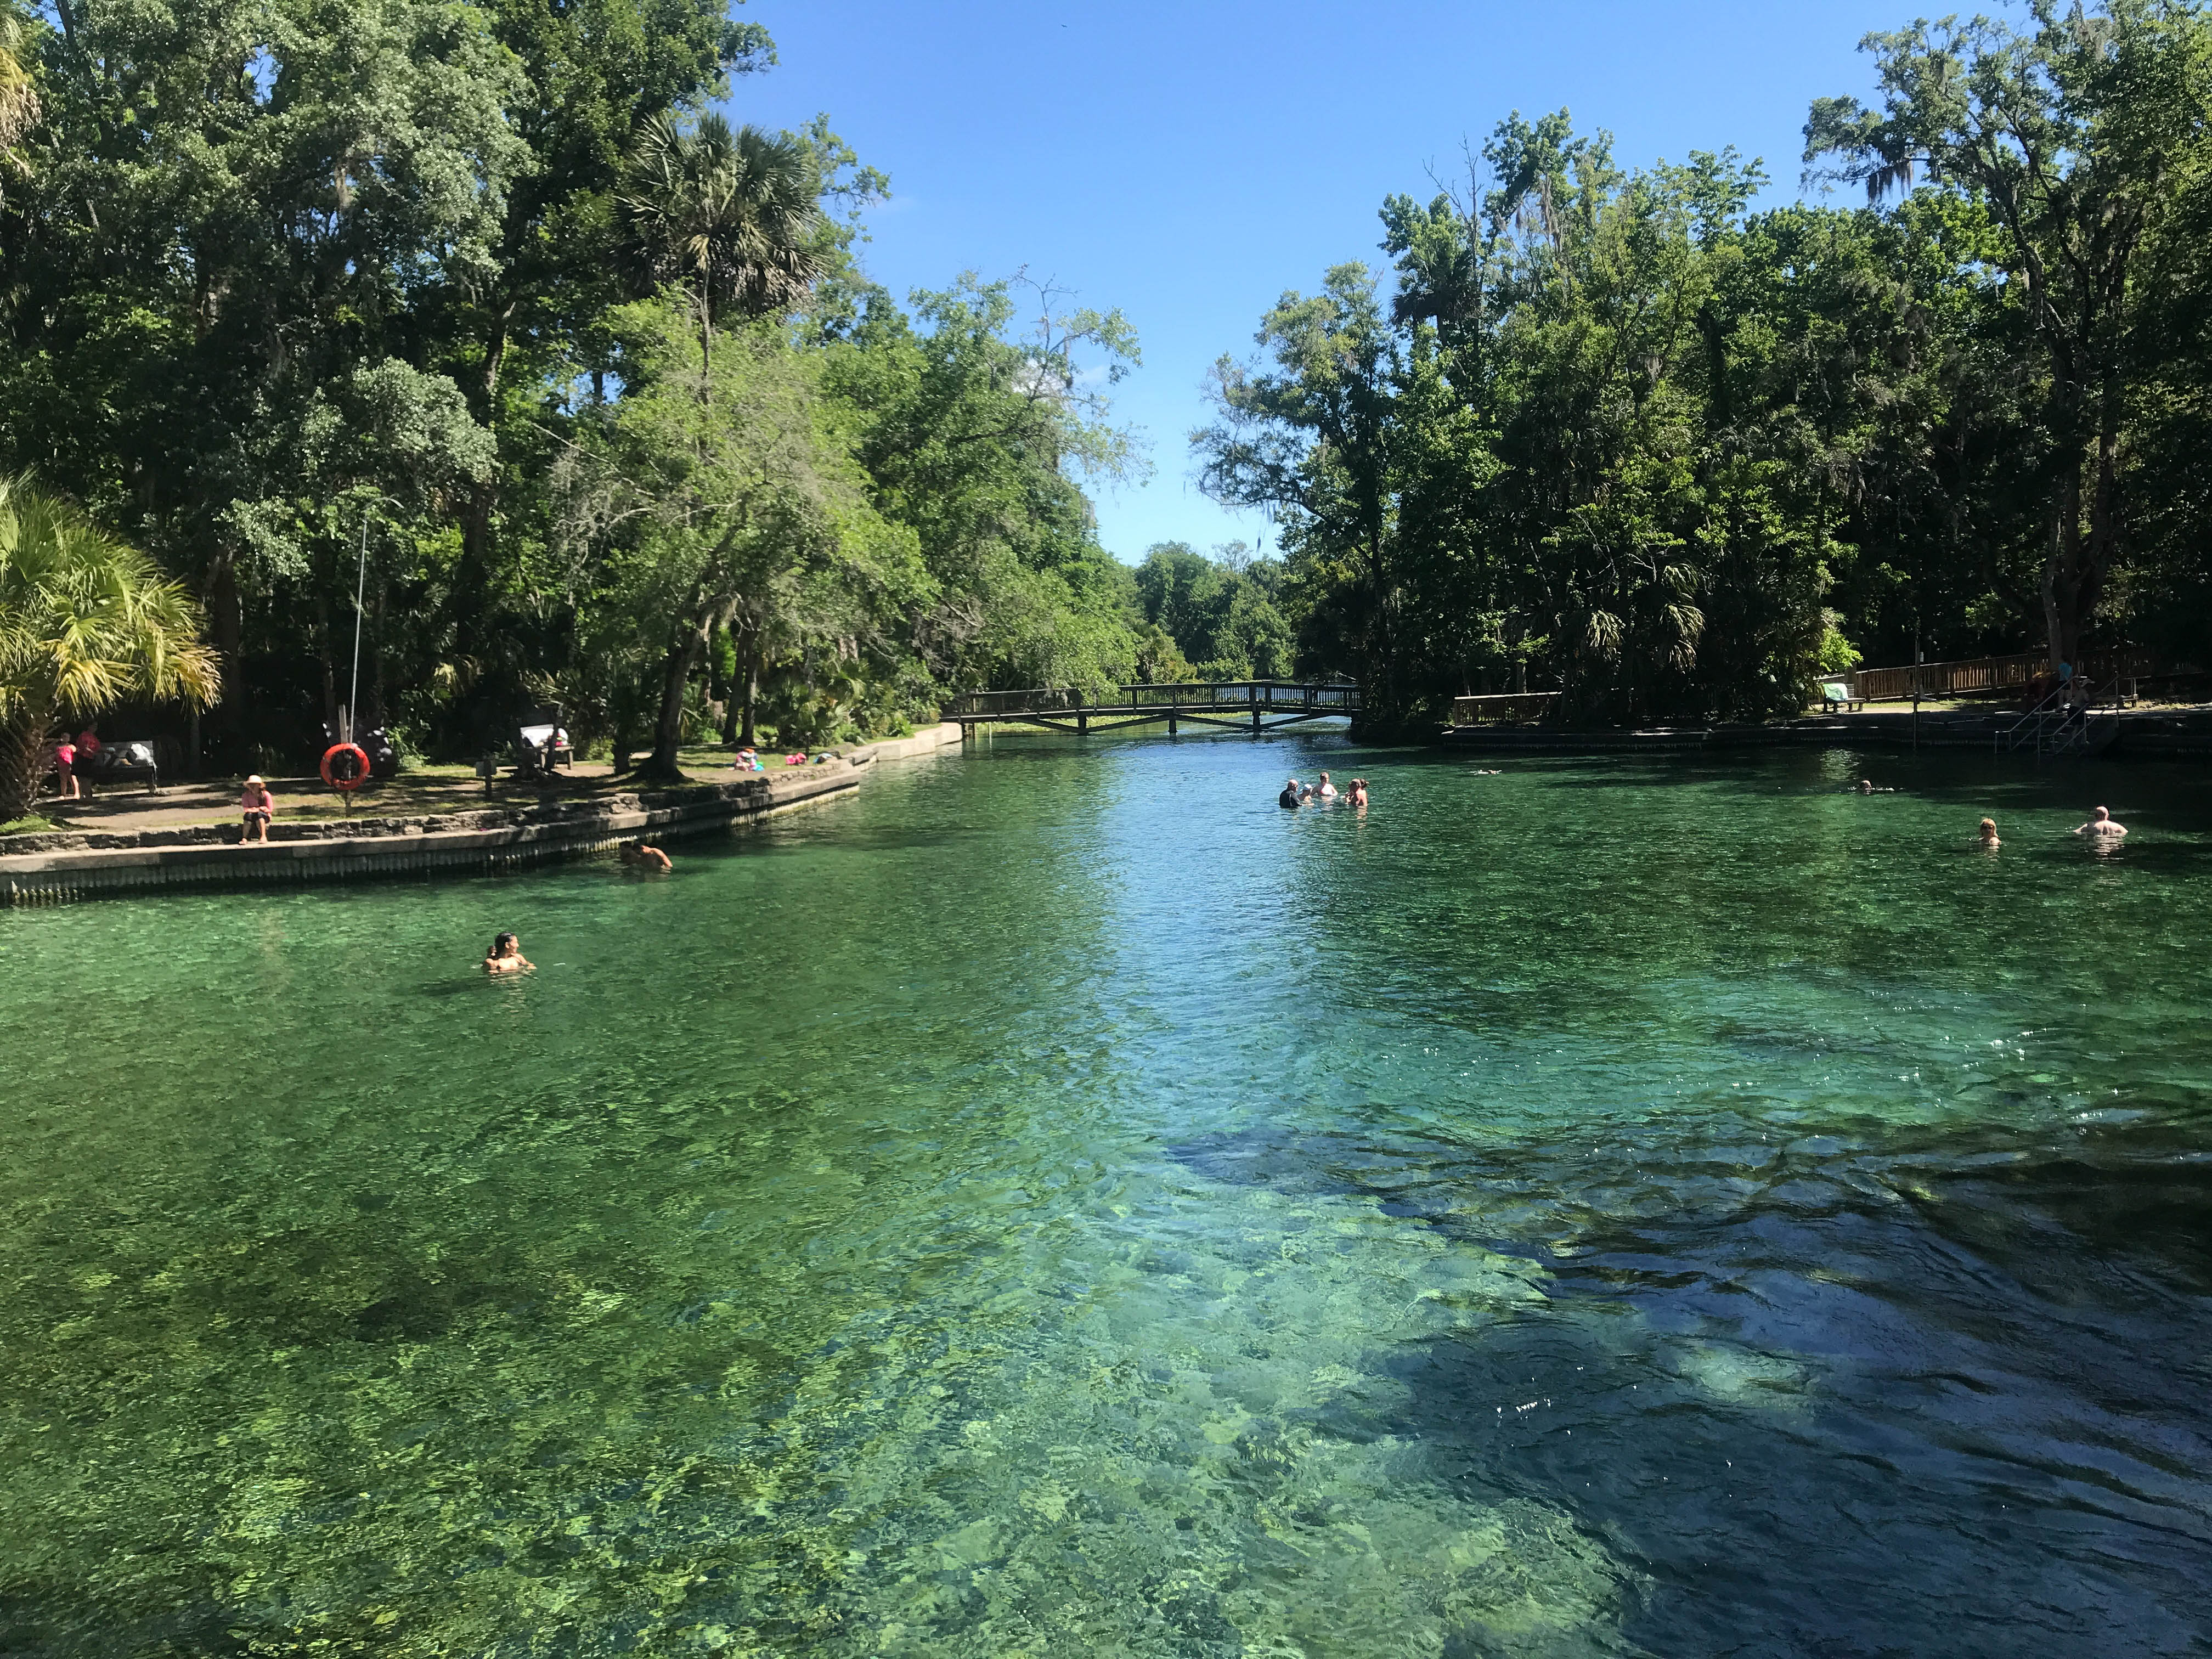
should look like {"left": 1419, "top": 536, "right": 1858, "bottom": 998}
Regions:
{"left": 240, "top": 775, "right": 274, "bottom": 843}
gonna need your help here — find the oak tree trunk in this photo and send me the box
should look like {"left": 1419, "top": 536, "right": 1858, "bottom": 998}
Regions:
{"left": 740, "top": 631, "right": 760, "bottom": 748}
{"left": 647, "top": 619, "right": 712, "bottom": 781}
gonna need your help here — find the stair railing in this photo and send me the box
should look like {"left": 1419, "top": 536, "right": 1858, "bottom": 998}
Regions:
{"left": 1995, "top": 678, "right": 2108, "bottom": 757}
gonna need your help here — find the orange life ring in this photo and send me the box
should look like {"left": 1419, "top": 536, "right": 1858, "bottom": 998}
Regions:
{"left": 320, "top": 742, "right": 371, "bottom": 791}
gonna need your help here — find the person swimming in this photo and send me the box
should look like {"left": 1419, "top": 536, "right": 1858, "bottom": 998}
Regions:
{"left": 1349, "top": 777, "right": 1369, "bottom": 808}
{"left": 1278, "top": 778, "right": 1302, "bottom": 809}
{"left": 1314, "top": 770, "right": 1338, "bottom": 800}
{"left": 1856, "top": 778, "right": 1896, "bottom": 794}
{"left": 620, "top": 840, "right": 672, "bottom": 872}
{"left": 1978, "top": 817, "right": 2001, "bottom": 849}
{"left": 2073, "top": 805, "right": 2127, "bottom": 839}
{"left": 484, "top": 932, "right": 534, "bottom": 974}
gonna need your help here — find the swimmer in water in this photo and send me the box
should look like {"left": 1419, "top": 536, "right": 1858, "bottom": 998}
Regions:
{"left": 484, "top": 932, "right": 534, "bottom": 974}
{"left": 620, "top": 840, "right": 672, "bottom": 872}
{"left": 1978, "top": 817, "right": 2001, "bottom": 849}
{"left": 1278, "top": 778, "right": 1302, "bottom": 809}
{"left": 1315, "top": 770, "right": 1338, "bottom": 800}
{"left": 1349, "top": 777, "right": 1369, "bottom": 809}
{"left": 1856, "top": 778, "right": 1897, "bottom": 794}
{"left": 2073, "top": 805, "right": 2127, "bottom": 839}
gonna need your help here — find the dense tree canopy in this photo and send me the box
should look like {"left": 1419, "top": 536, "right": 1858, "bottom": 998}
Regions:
{"left": 0, "top": 0, "right": 1154, "bottom": 770}
{"left": 1198, "top": 0, "right": 2212, "bottom": 730}
{"left": 7, "top": 0, "right": 2206, "bottom": 761}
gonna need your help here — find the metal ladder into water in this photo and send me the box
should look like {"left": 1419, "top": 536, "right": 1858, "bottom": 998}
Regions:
{"left": 1994, "top": 679, "right": 2118, "bottom": 759}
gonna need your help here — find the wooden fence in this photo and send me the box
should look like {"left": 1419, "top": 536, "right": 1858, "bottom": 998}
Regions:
{"left": 1850, "top": 650, "right": 2154, "bottom": 703}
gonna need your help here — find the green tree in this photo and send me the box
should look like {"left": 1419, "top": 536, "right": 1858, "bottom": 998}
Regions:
{"left": 0, "top": 475, "right": 219, "bottom": 819}
{"left": 1195, "top": 264, "right": 1406, "bottom": 710}
{"left": 1132, "top": 540, "right": 1294, "bottom": 679}
{"left": 559, "top": 301, "right": 924, "bottom": 776}
{"left": 621, "top": 111, "right": 825, "bottom": 374}
{"left": 1806, "top": 0, "right": 2212, "bottom": 667}
{"left": 0, "top": 3, "right": 36, "bottom": 200}
{"left": 441, "top": 0, "right": 772, "bottom": 647}
{"left": 822, "top": 273, "right": 1147, "bottom": 694}
{"left": 0, "top": 0, "right": 528, "bottom": 760}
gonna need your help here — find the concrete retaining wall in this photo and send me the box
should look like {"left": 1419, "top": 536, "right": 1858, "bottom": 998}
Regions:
{"left": 0, "top": 723, "right": 964, "bottom": 907}
{"left": 1436, "top": 707, "right": 2212, "bottom": 755}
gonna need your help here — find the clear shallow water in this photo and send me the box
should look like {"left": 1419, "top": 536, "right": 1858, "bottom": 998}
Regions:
{"left": 3, "top": 735, "right": 2211, "bottom": 1657}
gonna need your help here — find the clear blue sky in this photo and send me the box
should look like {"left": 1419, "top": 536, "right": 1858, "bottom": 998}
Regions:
{"left": 735, "top": 1, "right": 1915, "bottom": 565}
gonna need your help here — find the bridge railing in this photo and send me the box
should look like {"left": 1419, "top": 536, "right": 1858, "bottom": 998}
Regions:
{"left": 941, "top": 687, "right": 1088, "bottom": 718}
{"left": 942, "top": 680, "right": 1359, "bottom": 718}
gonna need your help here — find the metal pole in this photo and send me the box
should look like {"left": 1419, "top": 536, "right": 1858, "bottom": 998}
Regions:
{"left": 1912, "top": 627, "right": 1922, "bottom": 754}
{"left": 347, "top": 510, "right": 370, "bottom": 743}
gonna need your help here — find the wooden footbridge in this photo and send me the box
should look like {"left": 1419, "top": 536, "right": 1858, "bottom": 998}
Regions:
{"left": 944, "top": 680, "right": 1359, "bottom": 737}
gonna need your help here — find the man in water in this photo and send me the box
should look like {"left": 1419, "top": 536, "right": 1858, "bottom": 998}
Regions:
{"left": 2073, "top": 806, "right": 2127, "bottom": 839}
{"left": 1278, "top": 778, "right": 1302, "bottom": 809}
{"left": 620, "top": 840, "right": 672, "bottom": 871}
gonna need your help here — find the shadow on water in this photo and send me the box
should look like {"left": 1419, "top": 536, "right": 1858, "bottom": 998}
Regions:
{"left": 1169, "top": 1120, "right": 2212, "bottom": 1657}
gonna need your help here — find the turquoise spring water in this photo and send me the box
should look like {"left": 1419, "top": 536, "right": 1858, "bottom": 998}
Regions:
{"left": 3, "top": 734, "right": 2210, "bottom": 1656}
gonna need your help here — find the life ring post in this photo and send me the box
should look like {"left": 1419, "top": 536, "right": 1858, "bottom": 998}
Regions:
{"left": 320, "top": 742, "right": 371, "bottom": 807}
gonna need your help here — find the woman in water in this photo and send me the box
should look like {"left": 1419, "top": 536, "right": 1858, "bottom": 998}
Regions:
{"left": 1350, "top": 777, "right": 1369, "bottom": 809}
{"left": 1977, "top": 817, "right": 2000, "bottom": 849}
{"left": 484, "top": 932, "right": 534, "bottom": 974}
{"left": 1315, "top": 770, "right": 1338, "bottom": 800}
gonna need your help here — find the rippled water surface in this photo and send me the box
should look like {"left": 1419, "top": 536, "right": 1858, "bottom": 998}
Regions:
{"left": 4, "top": 735, "right": 2211, "bottom": 1657}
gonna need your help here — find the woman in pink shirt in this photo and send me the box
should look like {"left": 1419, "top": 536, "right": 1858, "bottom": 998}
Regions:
{"left": 240, "top": 775, "right": 274, "bottom": 843}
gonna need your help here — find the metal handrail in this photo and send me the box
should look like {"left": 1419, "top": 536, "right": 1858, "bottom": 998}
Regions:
{"left": 1451, "top": 692, "right": 1561, "bottom": 725}
{"left": 1995, "top": 678, "right": 2112, "bottom": 757}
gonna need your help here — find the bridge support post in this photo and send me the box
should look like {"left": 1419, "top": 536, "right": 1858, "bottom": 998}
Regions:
{"left": 1077, "top": 710, "right": 1088, "bottom": 737}
{"left": 1251, "top": 703, "right": 1261, "bottom": 734}
{"left": 1168, "top": 708, "right": 1178, "bottom": 736}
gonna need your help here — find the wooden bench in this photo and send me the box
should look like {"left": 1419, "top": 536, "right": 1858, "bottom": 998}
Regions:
{"left": 1819, "top": 681, "right": 1865, "bottom": 712}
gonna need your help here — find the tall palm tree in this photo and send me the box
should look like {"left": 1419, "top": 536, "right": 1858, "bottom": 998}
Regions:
{"left": 0, "top": 475, "right": 219, "bottom": 821}
{"left": 0, "top": 10, "right": 40, "bottom": 205}
{"left": 620, "top": 114, "right": 827, "bottom": 373}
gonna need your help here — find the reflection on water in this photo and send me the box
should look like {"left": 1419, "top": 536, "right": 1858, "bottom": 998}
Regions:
{"left": 2, "top": 736, "right": 2209, "bottom": 1656}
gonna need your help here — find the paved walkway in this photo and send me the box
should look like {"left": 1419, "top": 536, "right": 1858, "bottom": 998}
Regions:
{"left": 23, "top": 751, "right": 759, "bottom": 836}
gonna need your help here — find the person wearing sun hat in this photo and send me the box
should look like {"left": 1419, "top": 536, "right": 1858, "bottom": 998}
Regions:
{"left": 240, "top": 775, "right": 275, "bottom": 843}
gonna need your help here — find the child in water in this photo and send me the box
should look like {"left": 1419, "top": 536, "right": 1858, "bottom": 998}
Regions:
{"left": 484, "top": 932, "right": 534, "bottom": 974}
